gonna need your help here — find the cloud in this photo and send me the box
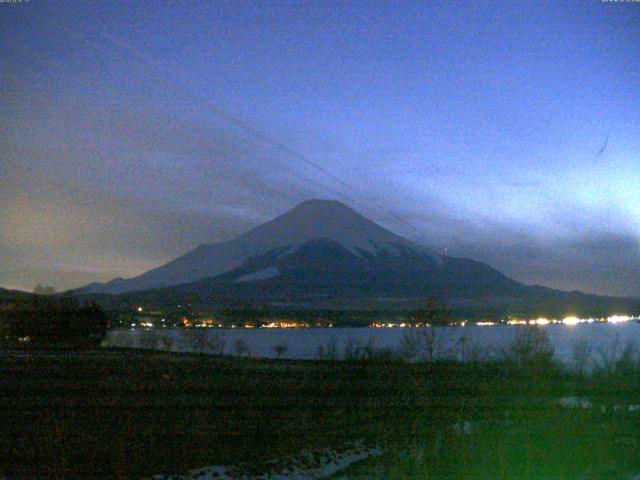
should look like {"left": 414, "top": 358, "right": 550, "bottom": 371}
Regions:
{"left": 444, "top": 230, "right": 640, "bottom": 298}
{"left": 0, "top": 90, "right": 366, "bottom": 290}
{"left": 2, "top": 18, "right": 639, "bottom": 296}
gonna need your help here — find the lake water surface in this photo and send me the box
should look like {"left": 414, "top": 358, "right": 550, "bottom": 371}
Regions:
{"left": 104, "top": 322, "right": 640, "bottom": 369}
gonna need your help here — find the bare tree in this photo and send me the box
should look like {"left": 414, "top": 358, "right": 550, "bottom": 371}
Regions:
{"left": 272, "top": 343, "right": 288, "bottom": 359}
{"left": 401, "top": 298, "right": 452, "bottom": 362}
{"left": 459, "top": 335, "right": 468, "bottom": 362}
{"left": 181, "top": 328, "right": 210, "bottom": 354}
{"left": 570, "top": 339, "right": 592, "bottom": 375}
{"left": 595, "top": 335, "right": 638, "bottom": 376}
{"left": 503, "top": 326, "right": 554, "bottom": 366}
{"left": 317, "top": 339, "right": 338, "bottom": 360}
{"left": 400, "top": 326, "right": 439, "bottom": 361}
{"left": 209, "top": 330, "right": 226, "bottom": 356}
{"left": 139, "top": 328, "right": 161, "bottom": 350}
{"left": 234, "top": 338, "right": 249, "bottom": 357}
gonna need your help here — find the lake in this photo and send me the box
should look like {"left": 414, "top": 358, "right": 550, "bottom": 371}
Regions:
{"left": 103, "top": 322, "right": 640, "bottom": 370}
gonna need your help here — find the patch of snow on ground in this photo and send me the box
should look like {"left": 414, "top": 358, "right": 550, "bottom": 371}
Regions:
{"left": 144, "top": 441, "right": 382, "bottom": 480}
{"left": 555, "top": 397, "right": 593, "bottom": 409}
{"left": 613, "top": 404, "right": 640, "bottom": 413}
{"left": 452, "top": 420, "right": 479, "bottom": 436}
{"left": 555, "top": 397, "right": 640, "bottom": 414}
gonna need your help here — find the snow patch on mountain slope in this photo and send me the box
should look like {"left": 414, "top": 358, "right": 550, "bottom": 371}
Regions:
{"left": 233, "top": 267, "right": 280, "bottom": 283}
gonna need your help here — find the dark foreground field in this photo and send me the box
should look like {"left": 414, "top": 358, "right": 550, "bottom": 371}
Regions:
{"left": 1, "top": 348, "right": 640, "bottom": 479}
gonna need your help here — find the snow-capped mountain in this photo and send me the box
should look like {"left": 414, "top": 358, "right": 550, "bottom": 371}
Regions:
{"left": 82, "top": 199, "right": 444, "bottom": 294}
{"left": 77, "top": 199, "right": 640, "bottom": 316}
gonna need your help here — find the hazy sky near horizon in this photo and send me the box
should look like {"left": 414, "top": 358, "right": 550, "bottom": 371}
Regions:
{"left": 1, "top": 1, "right": 639, "bottom": 296}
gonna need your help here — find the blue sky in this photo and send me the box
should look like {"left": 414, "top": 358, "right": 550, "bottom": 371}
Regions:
{"left": 1, "top": 0, "right": 639, "bottom": 296}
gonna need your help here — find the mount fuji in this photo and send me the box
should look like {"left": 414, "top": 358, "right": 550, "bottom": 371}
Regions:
{"left": 78, "top": 200, "right": 639, "bottom": 315}
{"left": 82, "top": 199, "right": 511, "bottom": 294}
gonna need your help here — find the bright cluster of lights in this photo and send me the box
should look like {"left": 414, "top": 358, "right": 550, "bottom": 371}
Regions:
{"left": 507, "top": 317, "right": 551, "bottom": 326}
{"left": 194, "top": 319, "right": 224, "bottom": 328}
{"left": 562, "top": 316, "right": 583, "bottom": 326}
{"left": 128, "top": 305, "right": 637, "bottom": 330}
{"left": 369, "top": 315, "right": 638, "bottom": 329}
{"left": 264, "top": 321, "right": 311, "bottom": 328}
{"left": 371, "top": 322, "right": 412, "bottom": 328}
{"left": 505, "top": 315, "right": 637, "bottom": 327}
{"left": 506, "top": 319, "right": 528, "bottom": 326}
{"left": 371, "top": 321, "right": 471, "bottom": 328}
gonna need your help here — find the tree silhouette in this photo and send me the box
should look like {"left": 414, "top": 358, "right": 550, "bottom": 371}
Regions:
{"left": 0, "top": 296, "right": 110, "bottom": 348}
{"left": 273, "top": 343, "right": 288, "bottom": 359}
{"left": 408, "top": 297, "right": 451, "bottom": 327}
{"left": 34, "top": 284, "right": 56, "bottom": 296}
{"left": 401, "top": 298, "right": 452, "bottom": 361}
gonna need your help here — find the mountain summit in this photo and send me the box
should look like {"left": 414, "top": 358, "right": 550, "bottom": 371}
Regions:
{"left": 238, "top": 199, "right": 420, "bottom": 254}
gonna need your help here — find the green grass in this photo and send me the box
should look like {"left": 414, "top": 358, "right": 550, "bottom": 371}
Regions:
{"left": 336, "top": 406, "right": 640, "bottom": 479}
{"left": 1, "top": 349, "right": 639, "bottom": 479}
